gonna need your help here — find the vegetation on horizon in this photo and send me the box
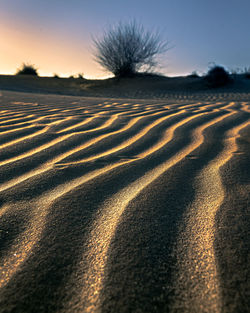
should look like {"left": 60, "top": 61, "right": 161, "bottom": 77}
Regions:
{"left": 187, "top": 71, "right": 200, "bottom": 78}
{"left": 10, "top": 55, "right": 250, "bottom": 87}
{"left": 16, "top": 63, "right": 38, "bottom": 76}
{"left": 204, "top": 65, "right": 231, "bottom": 88}
{"left": 93, "top": 21, "right": 168, "bottom": 78}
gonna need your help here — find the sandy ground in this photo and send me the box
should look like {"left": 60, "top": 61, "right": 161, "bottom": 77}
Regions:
{"left": 0, "top": 90, "right": 249, "bottom": 313}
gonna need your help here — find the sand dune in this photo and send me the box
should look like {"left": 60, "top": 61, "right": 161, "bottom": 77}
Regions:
{"left": 0, "top": 90, "right": 249, "bottom": 313}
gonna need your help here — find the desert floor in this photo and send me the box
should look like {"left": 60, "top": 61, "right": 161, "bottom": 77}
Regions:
{"left": 0, "top": 90, "right": 249, "bottom": 313}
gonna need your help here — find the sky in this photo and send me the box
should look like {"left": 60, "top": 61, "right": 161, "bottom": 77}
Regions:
{"left": 0, "top": 0, "right": 250, "bottom": 78}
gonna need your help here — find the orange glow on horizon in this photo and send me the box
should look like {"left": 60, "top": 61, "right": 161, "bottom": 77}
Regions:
{"left": 0, "top": 17, "right": 111, "bottom": 79}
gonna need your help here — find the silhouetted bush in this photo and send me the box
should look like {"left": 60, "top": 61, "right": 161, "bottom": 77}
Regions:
{"left": 16, "top": 63, "right": 38, "bottom": 76}
{"left": 53, "top": 73, "right": 60, "bottom": 78}
{"left": 205, "top": 65, "right": 231, "bottom": 87}
{"left": 244, "top": 68, "right": 250, "bottom": 79}
{"left": 77, "top": 73, "right": 84, "bottom": 79}
{"left": 93, "top": 21, "right": 168, "bottom": 77}
{"left": 187, "top": 71, "right": 199, "bottom": 78}
{"left": 243, "top": 67, "right": 250, "bottom": 76}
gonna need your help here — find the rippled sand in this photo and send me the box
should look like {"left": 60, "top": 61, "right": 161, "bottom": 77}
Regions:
{"left": 0, "top": 91, "right": 249, "bottom": 313}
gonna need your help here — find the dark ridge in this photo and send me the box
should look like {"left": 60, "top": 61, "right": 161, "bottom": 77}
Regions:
{"left": 1, "top": 74, "right": 250, "bottom": 98}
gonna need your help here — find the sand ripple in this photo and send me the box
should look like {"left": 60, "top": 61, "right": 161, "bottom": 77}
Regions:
{"left": 0, "top": 91, "right": 249, "bottom": 313}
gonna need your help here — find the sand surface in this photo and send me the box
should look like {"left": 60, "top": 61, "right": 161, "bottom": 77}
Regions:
{"left": 0, "top": 90, "right": 249, "bottom": 313}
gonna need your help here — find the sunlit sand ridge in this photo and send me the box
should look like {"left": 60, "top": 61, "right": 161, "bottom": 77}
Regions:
{"left": 172, "top": 120, "right": 249, "bottom": 313}
{"left": 0, "top": 91, "right": 249, "bottom": 313}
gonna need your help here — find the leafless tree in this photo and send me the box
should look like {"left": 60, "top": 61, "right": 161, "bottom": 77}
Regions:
{"left": 93, "top": 21, "right": 168, "bottom": 77}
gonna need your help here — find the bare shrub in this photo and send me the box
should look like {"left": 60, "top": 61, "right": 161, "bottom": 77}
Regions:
{"left": 93, "top": 21, "right": 168, "bottom": 77}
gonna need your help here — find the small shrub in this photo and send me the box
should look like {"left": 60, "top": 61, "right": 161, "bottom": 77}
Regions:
{"left": 187, "top": 71, "right": 199, "bottom": 78}
{"left": 243, "top": 68, "right": 250, "bottom": 79}
{"left": 77, "top": 73, "right": 84, "bottom": 79}
{"left": 16, "top": 63, "right": 38, "bottom": 76}
{"left": 205, "top": 65, "right": 231, "bottom": 87}
{"left": 53, "top": 73, "right": 60, "bottom": 78}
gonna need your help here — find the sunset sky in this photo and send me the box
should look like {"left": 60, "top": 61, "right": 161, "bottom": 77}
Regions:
{"left": 1, "top": 0, "right": 250, "bottom": 78}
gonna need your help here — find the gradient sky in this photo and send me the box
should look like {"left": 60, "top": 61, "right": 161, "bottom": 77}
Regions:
{"left": 1, "top": 0, "right": 250, "bottom": 78}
